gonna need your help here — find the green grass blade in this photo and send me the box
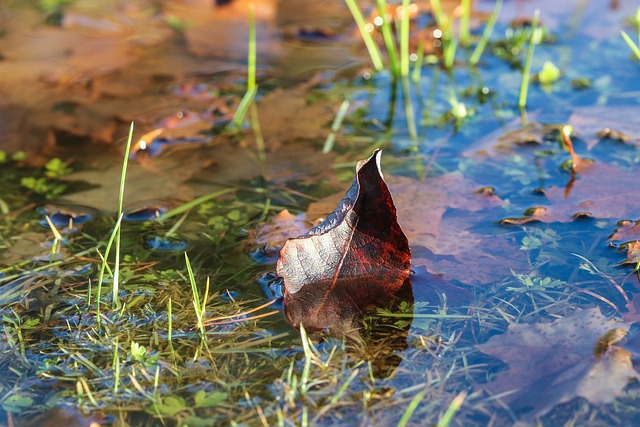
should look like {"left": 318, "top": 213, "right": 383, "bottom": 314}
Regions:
{"left": 95, "top": 214, "right": 123, "bottom": 325}
{"left": 411, "top": 40, "right": 424, "bottom": 83}
{"left": 113, "top": 122, "right": 135, "bottom": 309}
{"left": 469, "top": 0, "right": 502, "bottom": 66}
{"left": 299, "top": 323, "right": 313, "bottom": 395}
{"left": 330, "top": 368, "right": 359, "bottom": 404}
{"left": 400, "top": 0, "right": 411, "bottom": 77}
{"left": 443, "top": 36, "right": 457, "bottom": 69}
{"left": 376, "top": 0, "right": 399, "bottom": 74}
{"left": 459, "top": 0, "right": 471, "bottom": 45}
{"left": 184, "top": 252, "right": 204, "bottom": 335}
{"left": 167, "top": 297, "right": 174, "bottom": 352}
{"left": 232, "top": 86, "right": 257, "bottom": 128}
{"left": 232, "top": 4, "right": 257, "bottom": 128}
{"left": 323, "top": 98, "right": 351, "bottom": 153}
{"left": 396, "top": 388, "right": 426, "bottom": 427}
{"left": 345, "top": 0, "right": 384, "bottom": 71}
{"left": 518, "top": 9, "right": 540, "bottom": 110}
{"left": 436, "top": 391, "right": 467, "bottom": 427}
{"left": 621, "top": 30, "right": 640, "bottom": 60}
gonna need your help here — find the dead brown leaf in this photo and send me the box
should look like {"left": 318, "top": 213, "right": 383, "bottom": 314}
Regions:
{"left": 476, "top": 307, "right": 638, "bottom": 420}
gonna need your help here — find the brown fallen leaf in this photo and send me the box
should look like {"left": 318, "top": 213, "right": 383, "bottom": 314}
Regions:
{"left": 277, "top": 150, "right": 411, "bottom": 331}
{"left": 476, "top": 307, "right": 638, "bottom": 420}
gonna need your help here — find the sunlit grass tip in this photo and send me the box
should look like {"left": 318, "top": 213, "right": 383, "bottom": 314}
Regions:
{"left": 518, "top": 9, "right": 541, "bottom": 110}
{"left": 621, "top": 30, "right": 640, "bottom": 60}
{"left": 344, "top": 0, "right": 384, "bottom": 72}
{"left": 231, "top": 3, "right": 257, "bottom": 128}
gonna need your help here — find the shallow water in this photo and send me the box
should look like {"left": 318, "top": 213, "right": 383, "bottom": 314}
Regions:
{"left": 1, "top": 0, "right": 640, "bottom": 425}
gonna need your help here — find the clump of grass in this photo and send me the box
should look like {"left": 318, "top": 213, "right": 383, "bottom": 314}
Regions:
{"left": 184, "top": 252, "right": 208, "bottom": 337}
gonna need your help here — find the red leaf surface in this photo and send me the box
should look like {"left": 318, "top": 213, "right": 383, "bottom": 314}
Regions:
{"left": 276, "top": 150, "right": 411, "bottom": 330}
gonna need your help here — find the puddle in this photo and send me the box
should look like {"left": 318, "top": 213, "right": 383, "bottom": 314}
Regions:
{"left": 1, "top": 0, "right": 640, "bottom": 425}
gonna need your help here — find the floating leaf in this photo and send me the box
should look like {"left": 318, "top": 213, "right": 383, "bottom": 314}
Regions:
{"left": 277, "top": 150, "right": 411, "bottom": 330}
{"left": 476, "top": 307, "right": 638, "bottom": 420}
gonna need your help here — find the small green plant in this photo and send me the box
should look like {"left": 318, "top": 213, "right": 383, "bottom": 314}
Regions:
{"left": 536, "top": 60, "right": 561, "bottom": 84}
{"left": 20, "top": 176, "right": 65, "bottom": 199}
{"left": 185, "top": 253, "right": 208, "bottom": 336}
{"left": 130, "top": 341, "right": 147, "bottom": 362}
{"left": 44, "top": 158, "right": 72, "bottom": 178}
{"left": 20, "top": 157, "right": 72, "bottom": 199}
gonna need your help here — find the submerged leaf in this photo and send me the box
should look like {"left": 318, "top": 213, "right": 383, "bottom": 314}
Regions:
{"left": 476, "top": 307, "right": 637, "bottom": 420}
{"left": 276, "top": 150, "right": 411, "bottom": 330}
{"left": 504, "top": 162, "right": 640, "bottom": 223}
